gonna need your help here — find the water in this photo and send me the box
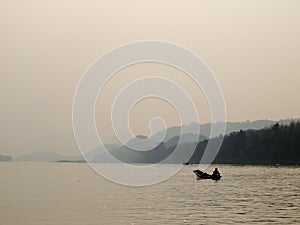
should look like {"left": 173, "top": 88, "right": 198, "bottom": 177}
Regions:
{"left": 0, "top": 162, "right": 299, "bottom": 224}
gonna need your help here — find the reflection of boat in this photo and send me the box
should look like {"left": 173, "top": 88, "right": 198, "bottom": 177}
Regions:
{"left": 193, "top": 170, "right": 222, "bottom": 180}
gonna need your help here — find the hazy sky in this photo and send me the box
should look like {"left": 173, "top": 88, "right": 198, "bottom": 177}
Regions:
{"left": 1, "top": 0, "right": 300, "bottom": 157}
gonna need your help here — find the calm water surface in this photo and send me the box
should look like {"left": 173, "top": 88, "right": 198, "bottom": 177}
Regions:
{"left": 0, "top": 162, "right": 299, "bottom": 224}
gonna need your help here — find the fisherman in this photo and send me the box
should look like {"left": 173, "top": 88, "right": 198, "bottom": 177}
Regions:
{"left": 212, "top": 168, "right": 220, "bottom": 179}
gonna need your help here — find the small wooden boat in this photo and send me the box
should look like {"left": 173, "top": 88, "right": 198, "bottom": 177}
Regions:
{"left": 193, "top": 169, "right": 222, "bottom": 180}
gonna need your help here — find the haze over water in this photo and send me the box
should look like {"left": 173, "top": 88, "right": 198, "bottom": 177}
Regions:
{"left": 1, "top": 1, "right": 300, "bottom": 224}
{"left": 1, "top": 162, "right": 299, "bottom": 225}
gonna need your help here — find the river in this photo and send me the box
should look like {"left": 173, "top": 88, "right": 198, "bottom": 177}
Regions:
{"left": 0, "top": 162, "right": 299, "bottom": 224}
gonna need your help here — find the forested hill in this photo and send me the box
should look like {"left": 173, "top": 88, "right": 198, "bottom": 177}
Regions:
{"left": 190, "top": 122, "right": 300, "bottom": 165}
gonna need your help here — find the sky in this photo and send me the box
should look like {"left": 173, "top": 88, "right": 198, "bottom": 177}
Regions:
{"left": 0, "top": 0, "right": 300, "bottom": 157}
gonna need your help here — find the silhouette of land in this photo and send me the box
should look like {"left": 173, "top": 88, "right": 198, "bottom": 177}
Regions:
{"left": 0, "top": 154, "right": 12, "bottom": 161}
{"left": 15, "top": 151, "right": 83, "bottom": 162}
{"left": 189, "top": 122, "right": 300, "bottom": 165}
{"left": 11, "top": 120, "right": 300, "bottom": 165}
{"left": 88, "top": 121, "right": 300, "bottom": 165}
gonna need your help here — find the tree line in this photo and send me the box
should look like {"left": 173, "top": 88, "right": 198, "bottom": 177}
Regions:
{"left": 188, "top": 122, "right": 300, "bottom": 165}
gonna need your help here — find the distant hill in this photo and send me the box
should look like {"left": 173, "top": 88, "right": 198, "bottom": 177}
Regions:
{"left": 86, "top": 134, "right": 207, "bottom": 163}
{"left": 16, "top": 151, "right": 83, "bottom": 162}
{"left": 187, "top": 121, "right": 300, "bottom": 165}
{"left": 150, "top": 119, "right": 299, "bottom": 142}
{"left": 164, "top": 133, "right": 207, "bottom": 148}
{"left": 0, "top": 154, "right": 13, "bottom": 161}
{"left": 87, "top": 142, "right": 171, "bottom": 163}
{"left": 86, "top": 119, "right": 300, "bottom": 164}
{"left": 16, "top": 120, "right": 299, "bottom": 164}
{"left": 125, "top": 135, "right": 159, "bottom": 151}
{"left": 84, "top": 144, "right": 121, "bottom": 162}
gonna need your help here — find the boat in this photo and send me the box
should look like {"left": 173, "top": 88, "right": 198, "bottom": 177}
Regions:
{"left": 193, "top": 169, "right": 222, "bottom": 180}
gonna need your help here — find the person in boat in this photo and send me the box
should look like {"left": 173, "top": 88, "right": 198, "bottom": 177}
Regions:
{"left": 212, "top": 168, "right": 220, "bottom": 179}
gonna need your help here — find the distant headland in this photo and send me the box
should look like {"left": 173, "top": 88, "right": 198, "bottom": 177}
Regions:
{"left": 3, "top": 119, "right": 300, "bottom": 165}
{"left": 0, "top": 154, "right": 12, "bottom": 161}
